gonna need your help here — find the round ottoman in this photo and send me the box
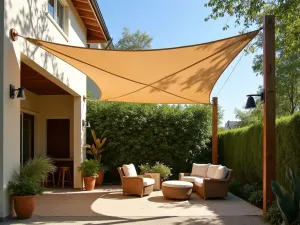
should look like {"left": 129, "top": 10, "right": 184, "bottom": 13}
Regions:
{"left": 162, "top": 180, "right": 193, "bottom": 200}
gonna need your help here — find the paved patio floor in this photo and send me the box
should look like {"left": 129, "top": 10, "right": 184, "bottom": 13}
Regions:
{"left": 6, "top": 185, "right": 266, "bottom": 225}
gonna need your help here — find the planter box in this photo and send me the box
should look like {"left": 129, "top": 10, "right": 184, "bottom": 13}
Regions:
{"left": 145, "top": 172, "right": 161, "bottom": 191}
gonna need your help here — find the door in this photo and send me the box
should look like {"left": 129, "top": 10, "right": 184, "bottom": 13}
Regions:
{"left": 20, "top": 113, "right": 34, "bottom": 166}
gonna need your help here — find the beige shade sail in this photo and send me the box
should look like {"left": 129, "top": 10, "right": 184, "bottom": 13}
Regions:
{"left": 25, "top": 30, "right": 259, "bottom": 104}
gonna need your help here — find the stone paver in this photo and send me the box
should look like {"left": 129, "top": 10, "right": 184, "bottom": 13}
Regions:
{"left": 5, "top": 185, "right": 266, "bottom": 225}
{"left": 6, "top": 216, "right": 266, "bottom": 225}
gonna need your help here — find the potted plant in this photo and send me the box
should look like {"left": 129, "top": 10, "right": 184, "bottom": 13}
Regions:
{"left": 86, "top": 129, "right": 107, "bottom": 186}
{"left": 78, "top": 159, "right": 100, "bottom": 191}
{"left": 139, "top": 162, "right": 172, "bottom": 190}
{"left": 8, "top": 156, "right": 56, "bottom": 219}
{"left": 151, "top": 162, "right": 172, "bottom": 184}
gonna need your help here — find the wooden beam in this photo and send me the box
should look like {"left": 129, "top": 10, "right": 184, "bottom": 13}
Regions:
{"left": 88, "top": 30, "right": 105, "bottom": 39}
{"left": 263, "top": 15, "right": 276, "bottom": 216}
{"left": 71, "top": 0, "right": 107, "bottom": 42}
{"left": 72, "top": 0, "right": 91, "bottom": 9}
{"left": 72, "top": 0, "right": 89, "bottom": 3}
{"left": 81, "top": 18, "right": 99, "bottom": 26}
{"left": 73, "top": 2, "right": 93, "bottom": 12}
{"left": 212, "top": 97, "right": 218, "bottom": 165}
{"left": 87, "top": 28, "right": 103, "bottom": 34}
{"left": 87, "top": 39, "right": 106, "bottom": 43}
{"left": 87, "top": 34, "right": 106, "bottom": 43}
{"left": 85, "top": 23, "right": 101, "bottom": 31}
{"left": 76, "top": 9, "right": 95, "bottom": 18}
{"left": 85, "top": 0, "right": 106, "bottom": 41}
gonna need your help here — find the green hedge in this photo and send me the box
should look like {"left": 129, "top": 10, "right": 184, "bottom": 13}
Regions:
{"left": 219, "top": 113, "right": 300, "bottom": 188}
{"left": 87, "top": 101, "right": 212, "bottom": 183}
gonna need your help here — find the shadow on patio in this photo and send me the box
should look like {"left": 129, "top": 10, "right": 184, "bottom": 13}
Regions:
{"left": 6, "top": 185, "right": 265, "bottom": 225}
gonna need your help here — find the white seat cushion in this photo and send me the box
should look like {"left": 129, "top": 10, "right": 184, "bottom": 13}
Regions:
{"left": 214, "top": 166, "right": 228, "bottom": 179}
{"left": 207, "top": 165, "right": 220, "bottom": 178}
{"left": 122, "top": 163, "right": 137, "bottom": 177}
{"left": 181, "top": 176, "right": 203, "bottom": 183}
{"left": 143, "top": 178, "right": 155, "bottom": 186}
{"left": 191, "top": 163, "right": 210, "bottom": 177}
{"left": 162, "top": 180, "right": 193, "bottom": 188}
{"left": 194, "top": 178, "right": 208, "bottom": 187}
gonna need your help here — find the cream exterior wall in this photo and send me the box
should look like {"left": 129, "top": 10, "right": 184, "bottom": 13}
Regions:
{"left": 0, "top": 0, "right": 5, "bottom": 220}
{"left": 1, "top": 0, "right": 88, "bottom": 218}
{"left": 86, "top": 44, "right": 102, "bottom": 99}
{"left": 21, "top": 90, "right": 74, "bottom": 158}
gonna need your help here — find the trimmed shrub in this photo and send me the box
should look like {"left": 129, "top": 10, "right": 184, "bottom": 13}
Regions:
{"left": 219, "top": 113, "right": 300, "bottom": 188}
{"left": 229, "top": 177, "right": 243, "bottom": 196}
{"left": 87, "top": 101, "right": 212, "bottom": 183}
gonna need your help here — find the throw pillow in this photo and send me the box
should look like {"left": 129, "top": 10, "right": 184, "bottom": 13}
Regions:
{"left": 213, "top": 166, "right": 228, "bottom": 179}
{"left": 191, "top": 163, "right": 210, "bottom": 177}
{"left": 122, "top": 163, "right": 137, "bottom": 177}
{"left": 207, "top": 164, "right": 220, "bottom": 178}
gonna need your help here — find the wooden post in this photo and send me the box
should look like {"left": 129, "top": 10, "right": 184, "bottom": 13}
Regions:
{"left": 212, "top": 97, "right": 218, "bottom": 165}
{"left": 263, "top": 15, "right": 276, "bottom": 215}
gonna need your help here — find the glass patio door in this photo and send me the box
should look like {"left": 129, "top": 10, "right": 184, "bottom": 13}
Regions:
{"left": 20, "top": 113, "right": 34, "bottom": 166}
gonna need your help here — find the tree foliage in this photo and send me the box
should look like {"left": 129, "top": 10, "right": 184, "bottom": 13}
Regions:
{"left": 205, "top": 0, "right": 300, "bottom": 117}
{"left": 114, "top": 27, "right": 153, "bottom": 50}
{"left": 234, "top": 105, "right": 263, "bottom": 127}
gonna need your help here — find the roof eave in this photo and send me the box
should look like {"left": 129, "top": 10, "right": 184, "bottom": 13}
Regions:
{"left": 89, "top": 0, "right": 111, "bottom": 42}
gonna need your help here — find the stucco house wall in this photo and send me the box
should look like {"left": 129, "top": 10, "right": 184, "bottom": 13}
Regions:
{"left": 0, "top": 0, "right": 91, "bottom": 218}
{"left": 21, "top": 91, "right": 75, "bottom": 158}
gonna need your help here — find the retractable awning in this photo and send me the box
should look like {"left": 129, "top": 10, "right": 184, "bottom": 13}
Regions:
{"left": 25, "top": 30, "right": 259, "bottom": 104}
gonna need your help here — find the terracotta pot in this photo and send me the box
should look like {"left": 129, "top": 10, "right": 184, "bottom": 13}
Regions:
{"left": 83, "top": 176, "right": 96, "bottom": 191}
{"left": 13, "top": 195, "right": 35, "bottom": 219}
{"left": 95, "top": 170, "right": 104, "bottom": 186}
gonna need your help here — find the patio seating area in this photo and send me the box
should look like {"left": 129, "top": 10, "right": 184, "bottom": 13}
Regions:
{"left": 6, "top": 186, "right": 265, "bottom": 225}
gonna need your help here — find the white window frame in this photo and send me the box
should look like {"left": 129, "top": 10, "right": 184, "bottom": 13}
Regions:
{"left": 55, "top": 0, "right": 65, "bottom": 30}
{"left": 47, "top": 0, "right": 69, "bottom": 41}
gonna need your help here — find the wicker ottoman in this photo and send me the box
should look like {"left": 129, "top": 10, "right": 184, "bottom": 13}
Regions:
{"left": 162, "top": 180, "right": 193, "bottom": 200}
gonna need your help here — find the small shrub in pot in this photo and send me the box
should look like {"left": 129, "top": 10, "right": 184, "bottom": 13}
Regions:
{"left": 139, "top": 162, "right": 172, "bottom": 181}
{"left": 78, "top": 159, "right": 100, "bottom": 191}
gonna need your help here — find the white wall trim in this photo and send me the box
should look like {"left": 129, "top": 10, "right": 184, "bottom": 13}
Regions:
{"left": 20, "top": 108, "right": 39, "bottom": 116}
{"left": 46, "top": 12, "right": 69, "bottom": 42}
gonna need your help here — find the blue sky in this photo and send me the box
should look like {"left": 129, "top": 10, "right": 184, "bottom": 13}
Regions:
{"left": 98, "top": 0, "right": 263, "bottom": 126}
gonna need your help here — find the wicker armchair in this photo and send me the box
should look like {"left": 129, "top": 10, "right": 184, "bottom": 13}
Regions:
{"left": 117, "top": 167, "right": 154, "bottom": 197}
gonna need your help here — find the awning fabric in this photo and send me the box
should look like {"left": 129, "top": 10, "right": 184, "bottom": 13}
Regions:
{"left": 25, "top": 30, "right": 259, "bottom": 104}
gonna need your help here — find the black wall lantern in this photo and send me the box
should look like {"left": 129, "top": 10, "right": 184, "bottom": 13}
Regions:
{"left": 245, "top": 90, "right": 264, "bottom": 109}
{"left": 82, "top": 120, "right": 91, "bottom": 128}
{"left": 10, "top": 84, "right": 26, "bottom": 99}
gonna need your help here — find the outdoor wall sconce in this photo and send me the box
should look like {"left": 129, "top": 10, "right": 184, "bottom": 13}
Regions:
{"left": 245, "top": 90, "right": 264, "bottom": 109}
{"left": 82, "top": 120, "right": 91, "bottom": 128}
{"left": 10, "top": 84, "right": 26, "bottom": 99}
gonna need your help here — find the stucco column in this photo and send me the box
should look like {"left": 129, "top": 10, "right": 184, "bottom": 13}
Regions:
{"left": 0, "top": 1, "right": 22, "bottom": 219}
{"left": 73, "top": 96, "right": 86, "bottom": 189}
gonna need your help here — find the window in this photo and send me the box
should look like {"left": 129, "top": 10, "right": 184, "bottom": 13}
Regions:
{"left": 48, "top": 0, "right": 65, "bottom": 30}
{"left": 56, "top": 0, "right": 64, "bottom": 29}
{"left": 48, "top": 0, "right": 55, "bottom": 18}
{"left": 47, "top": 119, "right": 70, "bottom": 158}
